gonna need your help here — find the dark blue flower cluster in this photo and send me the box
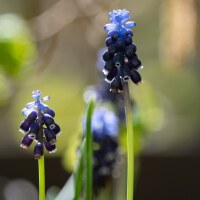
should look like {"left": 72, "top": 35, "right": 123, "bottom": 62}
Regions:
{"left": 89, "top": 107, "right": 121, "bottom": 192}
{"left": 93, "top": 134, "right": 118, "bottom": 191}
{"left": 19, "top": 90, "right": 61, "bottom": 159}
{"left": 103, "top": 9, "right": 143, "bottom": 93}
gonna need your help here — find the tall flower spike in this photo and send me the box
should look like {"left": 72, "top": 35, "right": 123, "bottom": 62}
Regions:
{"left": 103, "top": 9, "right": 143, "bottom": 93}
{"left": 19, "top": 90, "right": 61, "bottom": 159}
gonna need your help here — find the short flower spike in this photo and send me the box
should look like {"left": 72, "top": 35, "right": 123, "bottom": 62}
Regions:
{"left": 19, "top": 90, "right": 61, "bottom": 159}
{"left": 83, "top": 105, "right": 120, "bottom": 192}
{"left": 103, "top": 9, "right": 143, "bottom": 93}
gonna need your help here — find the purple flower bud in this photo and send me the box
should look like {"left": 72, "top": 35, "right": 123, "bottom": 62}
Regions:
{"left": 20, "top": 134, "right": 33, "bottom": 149}
{"left": 128, "top": 55, "right": 142, "bottom": 70}
{"left": 44, "top": 128, "right": 56, "bottom": 145}
{"left": 28, "top": 122, "right": 40, "bottom": 139}
{"left": 115, "top": 38, "right": 125, "bottom": 49}
{"left": 44, "top": 141, "right": 57, "bottom": 153}
{"left": 19, "top": 119, "right": 31, "bottom": 133}
{"left": 108, "top": 44, "right": 117, "bottom": 55}
{"left": 104, "top": 59, "right": 115, "bottom": 73}
{"left": 42, "top": 114, "right": 55, "bottom": 127}
{"left": 113, "top": 52, "right": 124, "bottom": 67}
{"left": 127, "top": 30, "right": 133, "bottom": 36}
{"left": 130, "top": 70, "right": 142, "bottom": 84}
{"left": 121, "top": 65, "right": 131, "bottom": 82}
{"left": 43, "top": 107, "right": 55, "bottom": 118}
{"left": 51, "top": 123, "right": 61, "bottom": 135}
{"left": 110, "top": 76, "right": 122, "bottom": 93}
{"left": 46, "top": 109, "right": 55, "bottom": 118}
{"left": 125, "top": 35, "right": 132, "bottom": 46}
{"left": 106, "top": 68, "right": 118, "bottom": 83}
{"left": 107, "top": 30, "right": 119, "bottom": 40}
{"left": 34, "top": 142, "right": 44, "bottom": 159}
{"left": 125, "top": 45, "right": 136, "bottom": 58}
{"left": 103, "top": 51, "right": 112, "bottom": 62}
{"left": 105, "top": 37, "right": 115, "bottom": 47}
{"left": 27, "top": 111, "right": 38, "bottom": 123}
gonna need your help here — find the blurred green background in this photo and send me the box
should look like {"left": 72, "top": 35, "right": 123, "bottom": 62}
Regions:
{"left": 0, "top": 0, "right": 200, "bottom": 199}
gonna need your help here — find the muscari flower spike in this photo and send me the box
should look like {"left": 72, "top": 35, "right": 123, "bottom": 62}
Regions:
{"left": 103, "top": 9, "right": 143, "bottom": 93}
{"left": 19, "top": 90, "right": 61, "bottom": 159}
{"left": 89, "top": 107, "right": 122, "bottom": 192}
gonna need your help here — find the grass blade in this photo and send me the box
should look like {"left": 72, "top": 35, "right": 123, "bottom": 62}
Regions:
{"left": 55, "top": 100, "right": 94, "bottom": 200}
{"left": 85, "top": 99, "right": 94, "bottom": 200}
{"left": 74, "top": 138, "right": 85, "bottom": 200}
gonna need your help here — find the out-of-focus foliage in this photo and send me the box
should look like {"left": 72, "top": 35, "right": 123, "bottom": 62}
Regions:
{"left": 119, "top": 81, "right": 164, "bottom": 156}
{"left": 0, "top": 14, "right": 36, "bottom": 76}
{"left": 0, "top": 13, "right": 36, "bottom": 109}
{"left": 0, "top": 73, "right": 12, "bottom": 106}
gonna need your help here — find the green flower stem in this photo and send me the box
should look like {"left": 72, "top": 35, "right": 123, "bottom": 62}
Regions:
{"left": 37, "top": 109, "right": 45, "bottom": 200}
{"left": 38, "top": 155, "right": 45, "bottom": 200}
{"left": 85, "top": 100, "right": 94, "bottom": 200}
{"left": 123, "top": 81, "right": 134, "bottom": 200}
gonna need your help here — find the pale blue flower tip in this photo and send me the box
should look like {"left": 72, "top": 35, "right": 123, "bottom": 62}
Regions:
{"left": 109, "top": 9, "right": 130, "bottom": 24}
{"left": 32, "top": 90, "right": 41, "bottom": 99}
{"left": 22, "top": 107, "right": 35, "bottom": 116}
{"left": 26, "top": 102, "right": 35, "bottom": 109}
{"left": 104, "top": 23, "right": 117, "bottom": 31}
{"left": 41, "top": 96, "right": 50, "bottom": 101}
{"left": 124, "top": 21, "right": 136, "bottom": 29}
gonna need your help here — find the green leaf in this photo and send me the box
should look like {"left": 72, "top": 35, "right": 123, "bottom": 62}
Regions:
{"left": 0, "top": 14, "right": 36, "bottom": 76}
{"left": 74, "top": 138, "right": 85, "bottom": 200}
{"left": 85, "top": 99, "right": 94, "bottom": 200}
{"left": 55, "top": 100, "right": 94, "bottom": 200}
{"left": 74, "top": 99, "right": 94, "bottom": 200}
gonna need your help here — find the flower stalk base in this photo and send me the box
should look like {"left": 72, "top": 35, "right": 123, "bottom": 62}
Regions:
{"left": 38, "top": 155, "right": 45, "bottom": 200}
{"left": 122, "top": 81, "right": 134, "bottom": 200}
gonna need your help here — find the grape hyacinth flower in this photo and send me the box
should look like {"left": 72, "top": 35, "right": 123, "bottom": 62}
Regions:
{"left": 19, "top": 90, "right": 61, "bottom": 159}
{"left": 92, "top": 107, "right": 119, "bottom": 139}
{"left": 90, "top": 107, "right": 122, "bottom": 193}
{"left": 103, "top": 9, "right": 143, "bottom": 93}
{"left": 102, "top": 9, "right": 143, "bottom": 200}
